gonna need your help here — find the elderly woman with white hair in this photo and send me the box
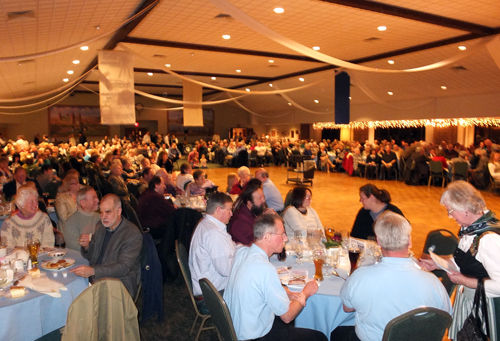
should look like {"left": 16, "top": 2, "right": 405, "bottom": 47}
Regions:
{"left": 419, "top": 181, "right": 500, "bottom": 340}
{"left": 229, "top": 166, "right": 251, "bottom": 195}
{"left": 1, "top": 184, "right": 55, "bottom": 248}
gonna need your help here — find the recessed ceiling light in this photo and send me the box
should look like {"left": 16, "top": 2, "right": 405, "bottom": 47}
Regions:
{"left": 312, "top": 46, "right": 320, "bottom": 51}
{"left": 63, "top": 78, "right": 69, "bottom": 82}
{"left": 246, "top": 88, "right": 250, "bottom": 92}
{"left": 441, "top": 86, "right": 447, "bottom": 90}
{"left": 458, "top": 46, "right": 466, "bottom": 51}
{"left": 80, "top": 46, "right": 89, "bottom": 51}
{"left": 288, "top": 103, "right": 292, "bottom": 106}
{"left": 274, "top": 7, "right": 284, "bottom": 13}
{"left": 378, "top": 26, "right": 387, "bottom": 31}
{"left": 165, "top": 64, "right": 171, "bottom": 67}
{"left": 148, "top": 72, "right": 153, "bottom": 76}
{"left": 269, "top": 83, "right": 273, "bottom": 87}
{"left": 388, "top": 60, "right": 394, "bottom": 64}
{"left": 299, "top": 78, "right": 305, "bottom": 82}
{"left": 94, "top": 25, "right": 100, "bottom": 30}
{"left": 67, "top": 70, "right": 73, "bottom": 74}
{"left": 388, "top": 91, "right": 393, "bottom": 95}
{"left": 222, "top": 35, "right": 231, "bottom": 39}
{"left": 349, "top": 97, "right": 352, "bottom": 100}
{"left": 211, "top": 77, "right": 216, "bottom": 80}
{"left": 268, "top": 59, "right": 274, "bottom": 63}
{"left": 72, "top": 60, "right": 80, "bottom": 64}
{"left": 236, "top": 69, "right": 241, "bottom": 73}
{"left": 314, "top": 100, "right": 319, "bottom": 103}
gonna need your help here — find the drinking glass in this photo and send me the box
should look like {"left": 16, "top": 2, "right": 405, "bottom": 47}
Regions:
{"left": 348, "top": 244, "right": 361, "bottom": 274}
{"left": 27, "top": 239, "right": 40, "bottom": 266}
{"left": 331, "top": 249, "right": 340, "bottom": 269}
{"left": 325, "top": 227, "right": 335, "bottom": 241}
{"left": 294, "top": 230, "right": 303, "bottom": 243}
{"left": 313, "top": 248, "right": 325, "bottom": 281}
{"left": 295, "top": 243, "right": 303, "bottom": 265}
{"left": 340, "top": 229, "right": 350, "bottom": 249}
{"left": 0, "top": 269, "right": 7, "bottom": 286}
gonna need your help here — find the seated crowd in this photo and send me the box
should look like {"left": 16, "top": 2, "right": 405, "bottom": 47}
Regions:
{"left": 0, "top": 131, "right": 498, "bottom": 340}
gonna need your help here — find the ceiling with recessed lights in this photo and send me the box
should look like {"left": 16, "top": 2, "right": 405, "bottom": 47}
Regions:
{"left": 1, "top": 0, "right": 500, "bottom": 115}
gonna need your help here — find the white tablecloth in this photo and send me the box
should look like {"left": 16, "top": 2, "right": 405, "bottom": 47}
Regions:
{"left": 0, "top": 249, "right": 88, "bottom": 341}
{"left": 270, "top": 252, "right": 355, "bottom": 340}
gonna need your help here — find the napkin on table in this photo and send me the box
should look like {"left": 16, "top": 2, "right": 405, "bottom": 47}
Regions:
{"left": 19, "top": 274, "right": 67, "bottom": 298}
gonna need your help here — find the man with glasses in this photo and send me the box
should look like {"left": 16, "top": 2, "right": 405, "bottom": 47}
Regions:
{"left": 224, "top": 214, "right": 326, "bottom": 341}
{"left": 63, "top": 186, "right": 100, "bottom": 251}
{"left": 189, "top": 192, "right": 235, "bottom": 307}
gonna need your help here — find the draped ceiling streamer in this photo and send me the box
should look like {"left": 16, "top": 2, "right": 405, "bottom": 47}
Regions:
{"left": 0, "top": 66, "right": 97, "bottom": 104}
{"left": 208, "top": 0, "right": 494, "bottom": 73}
{"left": 134, "top": 89, "right": 248, "bottom": 105}
{"left": 227, "top": 93, "right": 293, "bottom": 118}
{"left": 0, "top": 0, "right": 160, "bottom": 64}
{"left": 119, "top": 43, "right": 324, "bottom": 95}
{"left": 349, "top": 71, "right": 435, "bottom": 110}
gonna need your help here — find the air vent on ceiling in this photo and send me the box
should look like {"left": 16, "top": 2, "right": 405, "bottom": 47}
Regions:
{"left": 450, "top": 65, "right": 468, "bottom": 71}
{"left": 153, "top": 54, "right": 166, "bottom": 58}
{"left": 214, "top": 13, "right": 232, "bottom": 19}
{"left": 363, "top": 37, "right": 381, "bottom": 42}
{"left": 8, "top": 10, "right": 35, "bottom": 20}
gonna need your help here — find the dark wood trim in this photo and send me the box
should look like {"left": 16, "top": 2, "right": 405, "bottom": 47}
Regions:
{"left": 82, "top": 80, "right": 184, "bottom": 89}
{"left": 318, "top": 0, "right": 495, "bottom": 35}
{"left": 133, "top": 68, "right": 272, "bottom": 81}
{"left": 82, "top": 0, "right": 159, "bottom": 74}
{"left": 123, "top": 37, "right": 323, "bottom": 63}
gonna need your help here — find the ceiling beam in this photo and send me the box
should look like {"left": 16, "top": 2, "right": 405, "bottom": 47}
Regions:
{"left": 82, "top": 80, "right": 184, "bottom": 89}
{"left": 122, "top": 37, "right": 323, "bottom": 63}
{"left": 82, "top": 0, "right": 159, "bottom": 74}
{"left": 318, "top": 0, "right": 495, "bottom": 35}
{"left": 133, "top": 68, "right": 273, "bottom": 81}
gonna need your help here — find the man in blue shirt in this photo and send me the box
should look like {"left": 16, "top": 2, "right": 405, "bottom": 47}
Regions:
{"left": 224, "top": 214, "right": 327, "bottom": 341}
{"left": 334, "top": 211, "right": 452, "bottom": 341}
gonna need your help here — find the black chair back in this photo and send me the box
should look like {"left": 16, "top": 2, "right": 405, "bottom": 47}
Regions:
{"left": 382, "top": 307, "right": 451, "bottom": 341}
{"left": 199, "top": 278, "right": 238, "bottom": 341}
{"left": 45, "top": 180, "right": 62, "bottom": 200}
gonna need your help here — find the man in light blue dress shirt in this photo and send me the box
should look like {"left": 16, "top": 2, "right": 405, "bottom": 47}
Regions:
{"left": 255, "top": 168, "right": 285, "bottom": 213}
{"left": 335, "top": 211, "right": 452, "bottom": 341}
{"left": 224, "top": 214, "right": 327, "bottom": 341}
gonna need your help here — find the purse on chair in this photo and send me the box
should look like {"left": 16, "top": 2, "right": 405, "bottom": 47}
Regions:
{"left": 457, "top": 278, "right": 490, "bottom": 341}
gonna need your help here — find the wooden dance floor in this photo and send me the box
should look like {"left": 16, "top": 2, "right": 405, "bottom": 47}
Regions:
{"left": 205, "top": 165, "right": 500, "bottom": 259}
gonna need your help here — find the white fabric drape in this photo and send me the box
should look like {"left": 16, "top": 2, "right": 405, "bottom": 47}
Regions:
{"left": 182, "top": 80, "right": 203, "bottom": 126}
{"left": 0, "top": 0, "right": 160, "bottom": 64}
{"left": 98, "top": 50, "right": 135, "bottom": 125}
{"left": 208, "top": 0, "right": 494, "bottom": 74}
{"left": 119, "top": 43, "right": 323, "bottom": 94}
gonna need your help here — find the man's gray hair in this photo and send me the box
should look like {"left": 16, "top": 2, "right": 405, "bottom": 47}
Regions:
{"left": 76, "top": 186, "right": 96, "bottom": 206}
{"left": 373, "top": 211, "right": 411, "bottom": 252}
{"left": 440, "top": 180, "right": 486, "bottom": 215}
{"left": 254, "top": 214, "right": 282, "bottom": 241}
{"left": 101, "top": 193, "right": 122, "bottom": 209}
{"left": 206, "top": 192, "right": 233, "bottom": 214}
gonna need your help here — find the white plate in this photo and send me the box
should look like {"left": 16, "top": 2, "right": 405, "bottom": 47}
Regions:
{"left": 287, "top": 277, "right": 314, "bottom": 289}
{"left": 40, "top": 258, "right": 75, "bottom": 271}
{"left": 4, "top": 287, "right": 29, "bottom": 299}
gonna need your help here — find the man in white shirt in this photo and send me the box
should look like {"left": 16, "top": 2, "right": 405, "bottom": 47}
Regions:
{"left": 189, "top": 192, "right": 235, "bottom": 306}
{"left": 255, "top": 168, "right": 284, "bottom": 213}
{"left": 142, "top": 131, "right": 151, "bottom": 144}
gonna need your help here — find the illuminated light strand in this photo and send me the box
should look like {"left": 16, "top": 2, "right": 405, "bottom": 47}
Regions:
{"left": 313, "top": 118, "right": 500, "bottom": 130}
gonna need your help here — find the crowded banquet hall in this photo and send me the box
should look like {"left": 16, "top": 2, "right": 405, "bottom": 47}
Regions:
{"left": 1, "top": 0, "right": 500, "bottom": 340}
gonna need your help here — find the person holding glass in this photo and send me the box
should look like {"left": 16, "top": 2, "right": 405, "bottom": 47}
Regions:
{"left": 350, "top": 183, "right": 404, "bottom": 240}
{"left": 1, "top": 184, "right": 54, "bottom": 248}
{"left": 283, "top": 187, "right": 324, "bottom": 240}
{"left": 419, "top": 181, "right": 500, "bottom": 340}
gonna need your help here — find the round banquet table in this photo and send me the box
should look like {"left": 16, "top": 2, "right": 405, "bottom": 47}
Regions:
{"left": 0, "top": 248, "right": 89, "bottom": 341}
{"left": 270, "top": 251, "right": 355, "bottom": 341}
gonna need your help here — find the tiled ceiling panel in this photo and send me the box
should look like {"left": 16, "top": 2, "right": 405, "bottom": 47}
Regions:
{"left": 376, "top": 0, "right": 500, "bottom": 27}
